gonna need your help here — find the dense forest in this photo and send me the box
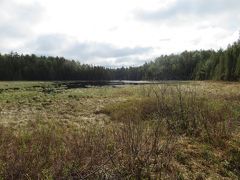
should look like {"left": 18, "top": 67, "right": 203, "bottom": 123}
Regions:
{"left": 0, "top": 41, "right": 240, "bottom": 81}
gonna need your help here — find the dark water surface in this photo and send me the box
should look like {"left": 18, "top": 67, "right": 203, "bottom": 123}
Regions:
{"left": 55, "top": 80, "right": 190, "bottom": 89}
{"left": 0, "top": 81, "right": 191, "bottom": 93}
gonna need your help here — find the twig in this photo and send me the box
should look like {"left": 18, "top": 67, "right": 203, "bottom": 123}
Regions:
{"left": 81, "top": 148, "right": 123, "bottom": 179}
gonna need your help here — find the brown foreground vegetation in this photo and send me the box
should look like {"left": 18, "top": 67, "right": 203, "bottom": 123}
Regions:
{"left": 0, "top": 81, "right": 239, "bottom": 179}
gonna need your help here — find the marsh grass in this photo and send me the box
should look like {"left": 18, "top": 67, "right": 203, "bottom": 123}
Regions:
{"left": 138, "top": 85, "right": 235, "bottom": 144}
{"left": 0, "top": 117, "right": 177, "bottom": 179}
{"left": 0, "top": 81, "right": 239, "bottom": 179}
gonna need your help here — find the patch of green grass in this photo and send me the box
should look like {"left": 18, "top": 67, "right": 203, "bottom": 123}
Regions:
{"left": 99, "top": 97, "right": 158, "bottom": 122}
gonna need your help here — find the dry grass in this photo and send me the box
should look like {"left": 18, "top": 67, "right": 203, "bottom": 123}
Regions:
{"left": 0, "top": 81, "right": 239, "bottom": 179}
{"left": 0, "top": 115, "right": 177, "bottom": 179}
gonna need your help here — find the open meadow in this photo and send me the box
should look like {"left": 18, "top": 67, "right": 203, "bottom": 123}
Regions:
{"left": 0, "top": 81, "right": 240, "bottom": 179}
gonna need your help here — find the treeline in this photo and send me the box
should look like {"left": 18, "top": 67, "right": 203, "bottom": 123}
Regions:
{"left": 119, "top": 41, "right": 240, "bottom": 81}
{"left": 194, "top": 42, "right": 240, "bottom": 81}
{"left": 0, "top": 41, "right": 240, "bottom": 81}
{"left": 0, "top": 54, "right": 112, "bottom": 80}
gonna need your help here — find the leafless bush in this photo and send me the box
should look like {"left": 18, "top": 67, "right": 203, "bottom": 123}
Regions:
{"left": 83, "top": 101, "right": 178, "bottom": 179}
{"left": 106, "top": 116, "right": 177, "bottom": 179}
{"left": 149, "top": 84, "right": 235, "bottom": 144}
{"left": 0, "top": 114, "right": 178, "bottom": 179}
{"left": 0, "top": 120, "right": 113, "bottom": 179}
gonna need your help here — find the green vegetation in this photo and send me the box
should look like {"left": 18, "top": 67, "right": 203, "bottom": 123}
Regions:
{"left": 0, "top": 81, "right": 239, "bottom": 179}
{"left": 1, "top": 41, "right": 240, "bottom": 81}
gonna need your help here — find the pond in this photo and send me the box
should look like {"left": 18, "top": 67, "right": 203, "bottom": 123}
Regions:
{"left": 55, "top": 80, "right": 190, "bottom": 89}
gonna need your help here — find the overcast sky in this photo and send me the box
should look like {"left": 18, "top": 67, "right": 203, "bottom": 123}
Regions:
{"left": 0, "top": 0, "right": 239, "bottom": 67}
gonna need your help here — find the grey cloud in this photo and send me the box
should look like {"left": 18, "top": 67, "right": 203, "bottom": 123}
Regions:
{"left": 135, "top": 0, "right": 240, "bottom": 29}
{"left": 0, "top": 0, "right": 44, "bottom": 40}
{"left": 27, "top": 34, "right": 68, "bottom": 54}
{"left": 93, "top": 56, "right": 148, "bottom": 68}
{"left": 159, "top": 38, "right": 171, "bottom": 42}
{"left": 191, "top": 37, "right": 202, "bottom": 45}
{"left": 25, "top": 34, "right": 152, "bottom": 66}
{"left": 137, "top": 0, "right": 240, "bottom": 20}
{"left": 108, "top": 26, "right": 118, "bottom": 32}
{"left": 112, "top": 56, "right": 148, "bottom": 67}
{"left": 0, "top": 24, "right": 27, "bottom": 38}
{"left": 65, "top": 42, "right": 152, "bottom": 59}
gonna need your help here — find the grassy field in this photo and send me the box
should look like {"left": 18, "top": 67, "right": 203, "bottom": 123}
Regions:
{"left": 0, "top": 81, "right": 240, "bottom": 179}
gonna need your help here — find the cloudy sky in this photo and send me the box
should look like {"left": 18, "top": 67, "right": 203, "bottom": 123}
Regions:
{"left": 0, "top": 0, "right": 239, "bottom": 67}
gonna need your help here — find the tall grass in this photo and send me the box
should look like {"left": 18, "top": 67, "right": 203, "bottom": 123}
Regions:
{"left": 140, "top": 85, "right": 235, "bottom": 144}
{"left": 0, "top": 118, "right": 176, "bottom": 179}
